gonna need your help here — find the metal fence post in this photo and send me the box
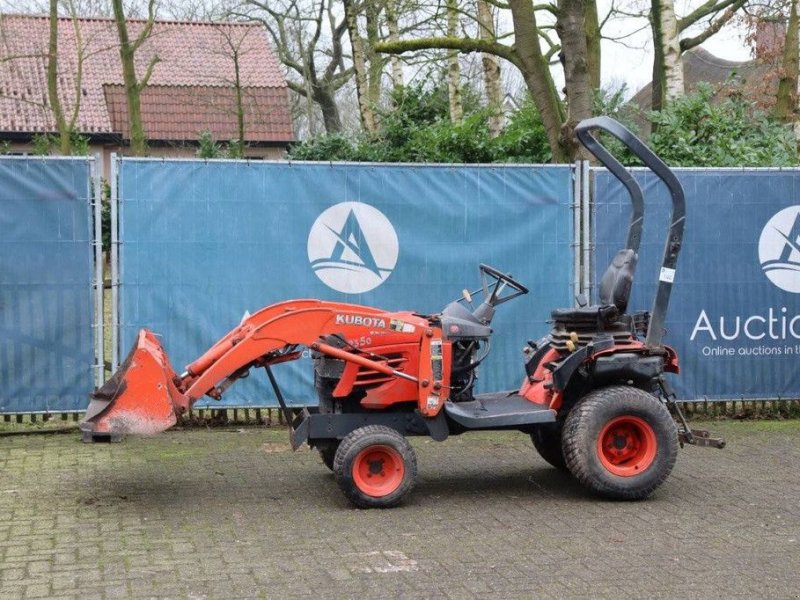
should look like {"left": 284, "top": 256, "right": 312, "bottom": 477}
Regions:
{"left": 110, "top": 154, "right": 120, "bottom": 371}
{"left": 572, "top": 162, "right": 582, "bottom": 304}
{"left": 92, "top": 155, "right": 104, "bottom": 387}
{"left": 580, "top": 160, "right": 592, "bottom": 298}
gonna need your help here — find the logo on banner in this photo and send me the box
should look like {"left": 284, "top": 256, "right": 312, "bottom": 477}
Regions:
{"left": 307, "top": 202, "right": 399, "bottom": 294}
{"left": 759, "top": 205, "right": 800, "bottom": 294}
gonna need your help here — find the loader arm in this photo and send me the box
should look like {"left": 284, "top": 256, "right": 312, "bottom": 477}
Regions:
{"left": 82, "top": 300, "right": 442, "bottom": 437}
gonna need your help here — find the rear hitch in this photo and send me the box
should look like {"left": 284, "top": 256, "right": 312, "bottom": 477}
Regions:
{"left": 678, "top": 428, "right": 726, "bottom": 449}
{"left": 658, "top": 377, "right": 726, "bottom": 450}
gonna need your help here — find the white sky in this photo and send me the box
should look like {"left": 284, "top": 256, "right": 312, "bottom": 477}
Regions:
{"left": 598, "top": 0, "right": 752, "bottom": 95}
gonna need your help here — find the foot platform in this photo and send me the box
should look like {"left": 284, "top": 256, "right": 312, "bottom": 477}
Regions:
{"left": 444, "top": 392, "right": 556, "bottom": 429}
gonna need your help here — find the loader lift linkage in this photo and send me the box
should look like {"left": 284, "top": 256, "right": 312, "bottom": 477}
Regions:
{"left": 82, "top": 117, "right": 724, "bottom": 508}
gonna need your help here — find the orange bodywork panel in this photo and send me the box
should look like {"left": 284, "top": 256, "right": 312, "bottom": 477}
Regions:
{"left": 334, "top": 342, "right": 419, "bottom": 406}
{"left": 519, "top": 347, "right": 562, "bottom": 410}
{"left": 82, "top": 300, "right": 446, "bottom": 436}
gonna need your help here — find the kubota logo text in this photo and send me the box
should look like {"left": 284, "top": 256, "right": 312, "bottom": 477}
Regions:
{"left": 759, "top": 205, "right": 800, "bottom": 294}
{"left": 335, "top": 314, "right": 387, "bottom": 328}
{"left": 308, "top": 202, "right": 399, "bottom": 294}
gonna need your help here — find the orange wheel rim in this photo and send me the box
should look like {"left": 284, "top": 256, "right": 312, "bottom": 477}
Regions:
{"left": 597, "top": 415, "right": 657, "bottom": 477}
{"left": 352, "top": 445, "right": 405, "bottom": 497}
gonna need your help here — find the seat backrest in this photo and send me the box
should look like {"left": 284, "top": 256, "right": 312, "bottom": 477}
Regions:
{"left": 599, "top": 249, "right": 638, "bottom": 313}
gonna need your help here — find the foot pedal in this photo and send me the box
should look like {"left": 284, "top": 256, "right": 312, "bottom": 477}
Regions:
{"left": 678, "top": 428, "right": 726, "bottom": 449}
{"left": 79, "top": 423, "right": 123, "bottom": 443}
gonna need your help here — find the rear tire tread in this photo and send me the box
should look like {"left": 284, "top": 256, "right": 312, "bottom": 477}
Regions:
{"left": 563, "top": 385, "right": 678, "bottom": 500}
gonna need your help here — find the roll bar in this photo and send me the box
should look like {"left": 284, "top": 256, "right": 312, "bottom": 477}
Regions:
{"left": 575, "top": 116, "right": 686, "bottom": 348}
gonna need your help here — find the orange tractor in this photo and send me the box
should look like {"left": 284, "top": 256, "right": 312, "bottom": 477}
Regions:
{"left": 82, "top": 118, "right": 723, "bottom": 508}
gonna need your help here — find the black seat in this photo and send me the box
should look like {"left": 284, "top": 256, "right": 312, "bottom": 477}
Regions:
{"left": 551, "top": 249, "right": 638, "bottom": 326}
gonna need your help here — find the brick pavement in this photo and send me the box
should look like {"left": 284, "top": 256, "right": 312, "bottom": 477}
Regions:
{"left": 1, "top": 420, "right": 798, "bottom": 599}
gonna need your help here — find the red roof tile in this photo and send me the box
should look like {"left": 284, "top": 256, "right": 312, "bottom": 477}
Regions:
{"left": 0, "top": 14, "right": 293, "bottom": 142}
{"left": 104, "top": 84, "right": 294, "bottom": 142}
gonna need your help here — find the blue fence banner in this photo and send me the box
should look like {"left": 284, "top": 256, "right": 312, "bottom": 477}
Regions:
{"left": 0, "top": 158, "right": 95, "bottom": 412}
{"left": 119, "top": 160, "right": 573, "bottom": 406}
{"left": 594, "top": 168, "right": 800, "bottom": 400}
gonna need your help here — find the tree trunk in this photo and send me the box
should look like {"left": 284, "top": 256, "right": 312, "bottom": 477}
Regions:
{"left": 364, "top": 0, "right": 383, "bottom": 119}
{"left": 111, "top": 0, "right": 151, "bottom": 156}
{"left": 385, "top": 0, "right": 404, "bottom": 89}
{"left": 446, "top": 0, "right": 463, "bottom": 123}
{"left": 233, "top": 52, "right": 244, "bottom": 144}
{"left": 314, "top": 85, "right": 343, "bottom": 133}
{"left": 344, "top": 0, "right": 377, "bottom": 132}
{"left": 775, "top": 0, "right": 799, "bottom": 124}
{"left": 657, "top": 0, "right": 684, "bottom": 103}
{"left": 374, "top": 0, "right": 569, "bottom": 160}
{"left": 508, "top": 0, "right": 566, "bottom": 161}
{"left": 47, "top": 0, "right": 70, "bottom": 155}
{"left": 301, "top": 64, "right": 317, "bottom": 136}
{"left": 650, "top": 1, "right": 665, "bottom": 115}
{"left": 584, "top": 0, "right": 601, "bottom": 92}
{"left": 556, "top": 0, "right": 592, "bottom": 159}
{"left": 477, "top": 0, "right": 503, "bottom": 137}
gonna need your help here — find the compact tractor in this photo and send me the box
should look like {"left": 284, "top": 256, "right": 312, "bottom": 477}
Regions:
{"left": 82, "top": 117, "right": 724, "bottom": 508}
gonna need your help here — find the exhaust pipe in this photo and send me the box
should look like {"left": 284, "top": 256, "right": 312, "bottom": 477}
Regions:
{"left": 81, "top": 330, "right": 187, "bottom": 442}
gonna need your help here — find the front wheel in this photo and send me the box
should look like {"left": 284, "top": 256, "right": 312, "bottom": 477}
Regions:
{"left": 562, "top": 385, "right": 678, "bottom": 500}
{"left": 333, "top": 425, "right": 417, "bottom": 508}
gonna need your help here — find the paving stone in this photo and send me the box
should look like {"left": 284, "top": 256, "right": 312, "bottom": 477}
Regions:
{"left": 0, "top": 421, "right": 798, "bottom": 599}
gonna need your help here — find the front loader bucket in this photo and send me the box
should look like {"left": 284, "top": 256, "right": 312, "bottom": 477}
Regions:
{"left": 81, "top": 330, "right": 186, "bottom": 441}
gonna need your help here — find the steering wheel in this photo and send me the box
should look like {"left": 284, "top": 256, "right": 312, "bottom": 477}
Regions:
{"left": 457, "top": 264, "right": 529, "bottom": 308}
{"left": 479, "top": 263, "right": 529, "bottom": 296}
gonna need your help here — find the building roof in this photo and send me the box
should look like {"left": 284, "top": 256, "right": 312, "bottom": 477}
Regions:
{"left": 0, "top": 14, "right": 294, "bottom": 144}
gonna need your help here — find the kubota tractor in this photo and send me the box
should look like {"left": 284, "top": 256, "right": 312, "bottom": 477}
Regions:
{"left": 82, "top": 117, "right": 724, "bottom": 508}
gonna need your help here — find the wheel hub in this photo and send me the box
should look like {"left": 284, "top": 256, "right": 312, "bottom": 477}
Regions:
{"left": 352, "top": 445, "right": 405, "bottom": 497}
{"left": 597, "top": 415, "right": 657, "bottom": 477}
{"left": 367, "top": 458, "right": 385, "bottom": 476}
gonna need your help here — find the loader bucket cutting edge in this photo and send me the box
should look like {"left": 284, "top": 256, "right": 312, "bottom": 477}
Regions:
{"left": 81, "top": 330, "right": 184, "bottom": 441}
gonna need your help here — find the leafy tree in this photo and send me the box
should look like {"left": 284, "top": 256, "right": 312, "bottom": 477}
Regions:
{"left": 650, "top": 0, "right": 747, "bottom": 112}
{"left": 288, "top": 133, "right": 358, "bottom": 161}
{"left": 111, "top": 0, "right": 159, "bottom": 156}
{"left": 290, "top": 82, "right": 513, "bottom": 163}
{"left": 647, "top": 84, "right": 796, "bottom": 167}
{"left": 197, "top": 131, "right": 222, "bottom": 159}
{"left": 375, "top": 0, "right": 599, "bottom": 162}
{"left": 31, "top": 133, "right": 54, "bottom": 156}
{"left": 31, "top": 132, "right": 89, "bottom": 156}
{"left": 490, "top": 98, "right": 551, "bottom": 163}
{"left": 196, "top": 131, "right": 250, "bottom": 160}
{"left": 290, "top": 82, "right": 797, "bottom": 168}
{"left": 226, "top": 139, "right": 246, "bottom": 159}
{"left": 590, "top": 85, "right": 641, "bottom": 166}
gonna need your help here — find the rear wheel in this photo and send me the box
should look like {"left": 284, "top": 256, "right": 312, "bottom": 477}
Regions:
{"left": 333, "top": 425, "right": 417, "bottom": 508}
{"left": 530, "top": 425, "right": 567, "bottom": 471}
{"left": 563, "top": 385, "right": 678, "bottom": 500}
